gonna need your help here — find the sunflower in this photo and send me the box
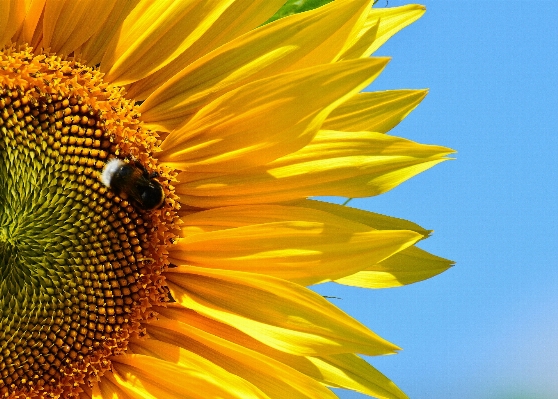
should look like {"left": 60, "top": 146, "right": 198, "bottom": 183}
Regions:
{"left": 0, "top": 0, "right": 453, "bottom": 398}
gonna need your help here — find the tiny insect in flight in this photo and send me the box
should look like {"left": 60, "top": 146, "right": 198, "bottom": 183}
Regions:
{"left": 101, "top": 159, "right": 165, "bottom": 211}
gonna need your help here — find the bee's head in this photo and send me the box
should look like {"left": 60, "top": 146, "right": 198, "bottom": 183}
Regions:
{"left": 138, "top": 179, "right": 165, "bottom": 210}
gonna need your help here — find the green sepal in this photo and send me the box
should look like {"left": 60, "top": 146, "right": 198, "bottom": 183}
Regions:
{"left": 262, "top": 0, "right": 335, "bottom": 25}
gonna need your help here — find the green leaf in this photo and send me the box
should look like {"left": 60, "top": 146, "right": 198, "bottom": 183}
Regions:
{"left": 263, "top": 0, "right": 335, "bottom": 25}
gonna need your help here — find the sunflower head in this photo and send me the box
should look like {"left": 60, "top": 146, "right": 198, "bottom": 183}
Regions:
{"left": 0, "top": 44, "right": 180, "bottom": 398}
{"left": 0, "top": 1, "right": 453, "bottom": 398}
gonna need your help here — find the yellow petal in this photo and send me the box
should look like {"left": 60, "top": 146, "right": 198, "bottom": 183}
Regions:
{"left": 152, "top": 305, "right": 406, "bottom": 399}
{"left": 0, "top": 0, "right": 27, "bottom": 46}
{"left": 110, "top": 353, "right": 268, "bottom": 399}
{"left": 77, "top": 1, "right": 140, "bottom": 66}
{"left": 13, "top": 0, "right": 44, "bottom": 47}
{"left": 339, "top": 4, "right": 426, "bottom": 60}
{"left": 154, "top": 303, "right": 324, "bottom": 369}
{"left": 93, "top": 376, "right": 133, "bottom": 399}
{"left": 166, "top": 266, "right": 400, "bottom": 356}
{"left": 139, "top": 0, "right": 375, "bottom": 130}
{"left": 136, "top": 323, "right": 338, "bottom": 399}
{"left": 125, "top": 0, "right": 288, "bottom": 100}
{"left": 335, "top": 245, "right": 454, "bottom": 288}
{"left": 290, "top": 199, "right": 431, "bottom": 236}
{"left": 159, "top": 58, "right": 389, "bottom": 172}
{"left": 322, "top": 90, "right": 428, "bottom": 133}
{"left": 101, "top": 0, "right": 280, "bottom": 86}
{"left": 278, "top": 0, "right": 374, "bottom": 71}
{"left": 42, "top": 0, "right": 116, "bottom": 56}
{"left": 172, "top": 204, "right": 422, "bottom": 285}
{"left": 174, "top": 130, "right": 453, "bottom": 207}
{"left": 310, "top": 354, "right": 409, "bottom": 399}
{"left": 151, "top": 303, "right": 303, "bottom": 358}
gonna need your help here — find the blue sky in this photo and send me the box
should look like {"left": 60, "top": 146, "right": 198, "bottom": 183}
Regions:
{"left": 313, "top": 1, "right": 558, "bottom": 398}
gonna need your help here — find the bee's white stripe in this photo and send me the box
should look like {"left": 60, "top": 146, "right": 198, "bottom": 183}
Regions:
{"left": 101, "top": 159, "right": 125, "bottom": 187}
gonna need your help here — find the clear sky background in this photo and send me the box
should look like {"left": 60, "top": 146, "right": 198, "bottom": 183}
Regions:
{"left": 313, "top": 1, "right": 558, "bottom": 398}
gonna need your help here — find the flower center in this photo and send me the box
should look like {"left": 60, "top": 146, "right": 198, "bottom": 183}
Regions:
{"left": 0, "top": 46, "right": 176, "bottom": 398}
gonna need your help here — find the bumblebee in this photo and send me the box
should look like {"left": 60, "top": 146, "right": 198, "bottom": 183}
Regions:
{"left": 101, "top": 159, "right": 165, "bottom": 210}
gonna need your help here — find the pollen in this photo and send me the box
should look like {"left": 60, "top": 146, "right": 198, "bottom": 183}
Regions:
{"left": 0, "top": 46, "right": 178, "bottom": 398}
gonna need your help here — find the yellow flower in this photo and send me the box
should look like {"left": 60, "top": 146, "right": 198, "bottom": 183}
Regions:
{"left": 0, "top": 1, "right": 454, "bottom": 398}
